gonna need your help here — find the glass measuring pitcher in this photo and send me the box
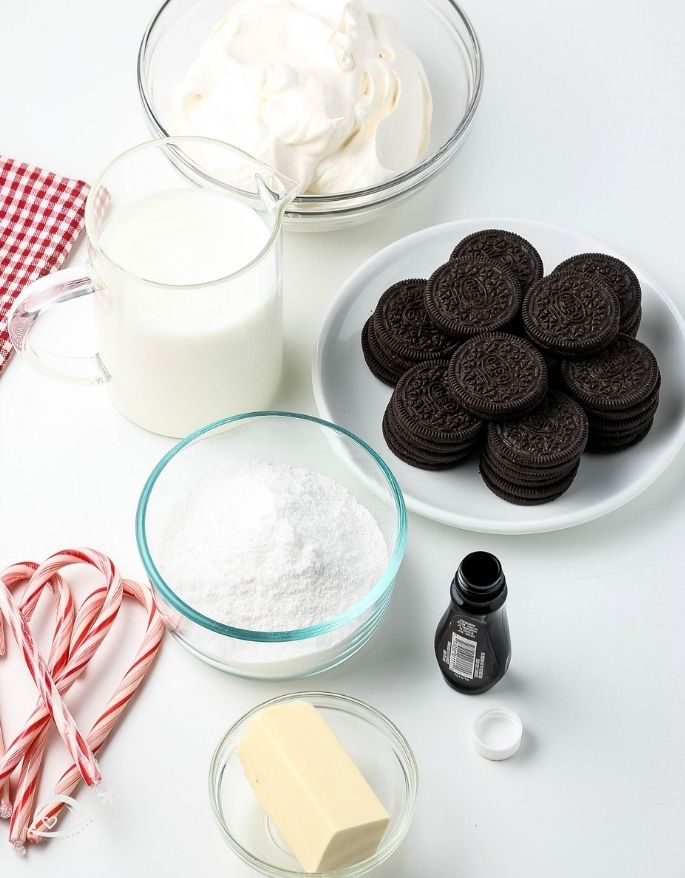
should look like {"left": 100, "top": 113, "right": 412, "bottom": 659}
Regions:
{"left": 8, "top": 137, "right": 298, "bottom": 438}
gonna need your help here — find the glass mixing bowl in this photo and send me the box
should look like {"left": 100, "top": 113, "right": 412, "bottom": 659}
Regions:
{"left": 209, "top": 692, "right": 418, "bottom": 877}
{"left": 137, "top": 0, "right": 483, "bottom": 231}
{"left": 136, "top": 412, "right": 407, "bottom": 679}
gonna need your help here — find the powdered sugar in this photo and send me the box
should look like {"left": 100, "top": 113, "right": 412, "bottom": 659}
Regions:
{"left": 155, "top": 459, "right": 388, "bottom": 636}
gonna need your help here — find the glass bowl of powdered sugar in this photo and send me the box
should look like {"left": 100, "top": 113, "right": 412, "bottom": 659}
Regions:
{"left": 136, "top": 411, "right": 407, "bottom": 679}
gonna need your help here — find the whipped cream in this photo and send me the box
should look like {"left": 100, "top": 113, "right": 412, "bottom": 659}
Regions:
{"left": 166, "top": 0, "right": 432, "bottom": 195}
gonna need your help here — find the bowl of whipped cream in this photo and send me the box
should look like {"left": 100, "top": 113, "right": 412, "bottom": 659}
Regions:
{"left": 138, "top": 0, "right": 483, "bottom": 230}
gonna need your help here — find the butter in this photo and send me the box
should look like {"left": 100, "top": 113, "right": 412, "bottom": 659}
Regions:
{"left": 239, "top": 701, "right": 390, "bottom": 872}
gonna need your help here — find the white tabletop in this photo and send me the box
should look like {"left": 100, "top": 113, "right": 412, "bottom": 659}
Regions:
{"left": 2, "top": 0, "right": 685, "bottom": 875}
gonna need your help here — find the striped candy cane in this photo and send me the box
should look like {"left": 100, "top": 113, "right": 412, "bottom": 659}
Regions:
{"left": 0, "top": 731, "right": 9, "bottom": 820}
{"left": 0, "top": 549, "right": 123, "bottom": 789}
{"left": 0, "top": 561, "right": 40, "bottom": 819}
{"left": 0, "top": 561, "right": 75, "bottom": 823}
{"left": 28, "top": 578, "right": 164, "bottom": 841}
{"left": 0, "top": 577, "right": 96, "bottom": 789}
{"left": 6, "top": 564, "right": 76, "bottom": 848}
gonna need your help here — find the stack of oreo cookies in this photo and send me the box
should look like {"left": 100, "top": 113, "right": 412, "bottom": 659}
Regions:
{"left": 481, "top": 391, "right": 589, "bottom": 505}
{"left": 561, "top": 335, "right": 661, "bottom": 453}
{"left": 522, "top": 272, "right": 621, "bottom": 356}
{"left": 382, "top": 361, "right": 483, "bottom": 470}
{"left": 553, "top": 253, "right": 642, "bottom": 337}
{"left": 360, "top": 227, "right": 660, "bottom": 505}
{"left": 362, "top": 278, "right": 459, "bottom": 386}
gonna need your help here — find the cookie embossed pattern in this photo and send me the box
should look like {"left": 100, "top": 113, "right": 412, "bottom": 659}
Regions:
{"left": 489, "top": 393, "right": 588, "bottom": 466}
{"left": 451, "top": 229, "right": 544, "bottom": 293}
{"left": 553, "top": 253, "right": 642, "bottom": 335}
{"left": 522, "top": 273, "right": 620, "bottom": 354}
{"left": 447, "top": 334, "right": 547, "bottom": 419}
{"left": 424, "top": 258, "right": 521, "bottom": 337}
{"left": 375, "top": 280, "right": 458, "bottom": 364}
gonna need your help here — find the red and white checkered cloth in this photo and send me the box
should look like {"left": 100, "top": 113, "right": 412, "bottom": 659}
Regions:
{"left": 0, "top": 157, "right": 90, "bottom": 374}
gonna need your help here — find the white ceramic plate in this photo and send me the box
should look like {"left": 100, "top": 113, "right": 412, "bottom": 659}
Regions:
{"left": 313, "top": 218, "right": 685, "bottom": 534}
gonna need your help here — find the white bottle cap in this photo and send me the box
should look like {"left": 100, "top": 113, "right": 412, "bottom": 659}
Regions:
{"left": 472, "top": 708, "right": 523, "bottom": 761}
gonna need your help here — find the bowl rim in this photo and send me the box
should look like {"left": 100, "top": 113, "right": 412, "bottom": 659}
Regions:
{"left": 208, "top": 690, "right": 419, "bottom": 878}
{"left": 135, "top": 411, "right": 408, "bottom": 642}
{"left": 136, "top": 0, "right": 484, "bottom": 209}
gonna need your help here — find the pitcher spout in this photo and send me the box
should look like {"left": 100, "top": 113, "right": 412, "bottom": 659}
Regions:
{"left": 255, "top": 171, "right": 300, "bottom": 216}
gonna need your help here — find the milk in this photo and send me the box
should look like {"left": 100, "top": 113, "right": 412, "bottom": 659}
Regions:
{"left": 94, "top": 187, "right": 281, "bottom": 437}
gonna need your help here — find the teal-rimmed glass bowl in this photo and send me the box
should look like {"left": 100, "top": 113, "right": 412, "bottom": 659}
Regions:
{"left": 136, "top": 412, "right": 407, "bottom": 679}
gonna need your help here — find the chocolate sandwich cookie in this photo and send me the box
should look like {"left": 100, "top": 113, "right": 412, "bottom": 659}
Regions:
{"left": 372, "top": 278, "right": 459, "bottom": 366}
{"left": 486, "top": 391, "right": 589, "bottom": 468}
{"left": 366, "top": 316, "right": 411, "bottom": 380}
{"left": 585, "top": 422, "right": 653, "bottom": 454}
{"left": 522, "top": 272, "right": 620, "bottom": 356}
{"left": 447, "top": 333, "right": 548, "bottom": 420}
{"left": 561, "top": 334, "right": 660, "bottom": 412}
{"left": 480, "top": 456, "right": 580, "bottom": 505}
{"left": 382, "top": 361, "right": 483, "bottom": 469}
{"left": 361, "top": 318, "right": 396, "bottom": 386}
{"left": 553, "top": 253, "right": 641, "bottom": 334}
{"left": 481, "top": 448, "right": 577, "bottom": 487}
{"left": 589, "top": 420, "right": 653, "bottom": 443}
{"left": 579, "top": 376, "right": 660, "bottom": 423}
{"left": 451, "top": 229, "right": 544, "bottom": 293}
{"left": 392, "top": 360, "right": 485, "bottom": 447}
{"left": 382, "top": 410, "right": 469, "bottom": 470}
{"left": 385, "top": 403, "right": 475, "bottom": 456}
{"left": 424, "top": 257, "right": 522, "bottom": 339}
{"left": 586, "top": 401, "right": 658, "bottom": 450}
{"left": 587, "top": 395, "right": 660, "bottom": 435}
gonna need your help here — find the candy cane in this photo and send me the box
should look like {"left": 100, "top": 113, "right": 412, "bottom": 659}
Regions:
{"left": 28, "top": 579, "right": 164, "bottom": 841}
{"left": 0, "top": 561, "right": 39, "bottom": 819}
{"left": 0, "top": 549, "right": 123, "bottom": 788}
{"left": 6, "top": 585, "right": 108, "bottom": 849}
{"left": 0, "top": 603, "right": 13, "bottom": 819}
{"left": 6, "top": 564, "right": 76, "bottom": 847}
{"left": 0, "top": 561, "right": 75, "bottom": 821}
{"left": 0, "top": 734, "right": 9, "bottom": 819}
{"left": 0, "top": 573, "right": 92, "bottom": 789}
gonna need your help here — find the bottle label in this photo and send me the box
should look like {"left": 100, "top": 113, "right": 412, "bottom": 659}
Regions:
{"left": 448, "top": 632, "right": 477, "bottom": 679}
{"left": 442, "top": 616, "right": 486, "bottom": 682}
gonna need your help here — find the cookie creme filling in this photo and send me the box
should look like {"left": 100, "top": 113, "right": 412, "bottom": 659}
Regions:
{"left": 166, "top": 0, "right": 432, "bottom": 194}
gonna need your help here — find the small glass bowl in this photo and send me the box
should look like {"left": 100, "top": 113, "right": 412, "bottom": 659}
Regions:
{"left": 136, "top": 412, "right": 407, "bottom": 679}
{"left": 209, "top": 692, "right": 418, "bottom": 877}
{"left": 137, "top": 0, "right": 483, "bottom": 231}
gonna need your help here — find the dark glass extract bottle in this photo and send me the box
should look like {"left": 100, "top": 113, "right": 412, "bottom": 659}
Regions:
{"left": 434, "top": 552, "right": 511, "bottom": 694}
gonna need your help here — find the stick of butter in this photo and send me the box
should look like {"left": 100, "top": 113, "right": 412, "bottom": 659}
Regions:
{"left": 239, "top": 700, "right": 390, "bottom": 873}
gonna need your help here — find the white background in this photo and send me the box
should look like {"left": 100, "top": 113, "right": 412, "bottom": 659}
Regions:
{"left": 2, "top": 0, "right": 685, "bottom": 875}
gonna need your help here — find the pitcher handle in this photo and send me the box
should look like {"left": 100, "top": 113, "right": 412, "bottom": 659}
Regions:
{"left": 7, "top": 266, "right": 109, "bottom": 385}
